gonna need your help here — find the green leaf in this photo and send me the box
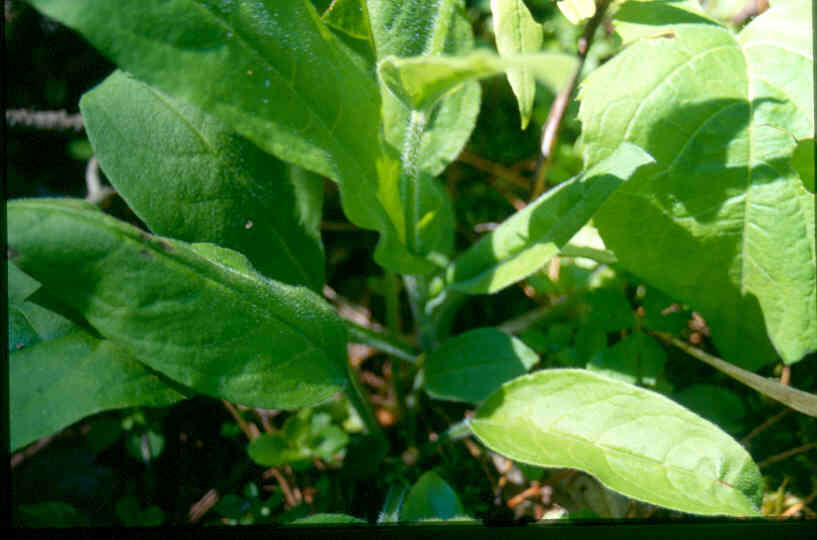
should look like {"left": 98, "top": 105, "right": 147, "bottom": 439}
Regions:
{"left": 425, "top": 328, "right": 539, "bottom": 403}
{"left": 557, "top": 0, "right": 596, "bottom": 25}
{"left": 28, "top": 0, "right": 434, "bottom": 275}
{"left": 371, "top": 0, "right": 482, "bottom": 178}
{"left": 469, "top": 369, "right": 764, "bottom": 516}
{"left": 10, "top": 332, "right": 187, "bottom": 451}
{"left": 583, "top": 287, "right": 636, "bottom": 332}
{"left": 582, "top": 0, "right": 816, "bottom": 368}
{"left": 586, "top": 331, "right": 667, "bottom": 388}
{"left": 7, "top": 198, "right": 350, "bottom": 409}
{"left": 323, "top": 0, "right": 372, "bottom": 40}
{"left": 248, "top": 408, "right": 349, "bottom": 468}
{"left": 290, "top": 513, "right": 367, "bottom": 525}
{"left": 490, "top": 0, "right": 544, "bottom": 128}
{"left": 379, "top": 50, "right": 578, "bottom": 111}
{"left": 442, "top": 142, "right": 654, "bottom": 294}
{"left": 400, "top": 471, "right": 469, "bottom": 522}
{"left": 79, "top": 70, "right": 325, "bottom": 291}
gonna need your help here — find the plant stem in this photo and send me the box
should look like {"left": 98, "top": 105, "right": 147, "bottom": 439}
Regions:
{"left": 346, "top": 321, "right": 418, "bottom": 364}
{"left": 531, "top": 0, "right": 612, "bottom": 199}
{"left": 403, "top": 274, "right": 438, "bottom": 351}
{"left": 498, "top": 295, "right": 574, "bottom": 335}
{"left": 345, "top": 363, "right": 388, "bottom": 447}
{"left": 651, "top": 331, "right": 817, "bottom": 418}
{"left": 384, "top": 270, "right": 408, "bottom": 425}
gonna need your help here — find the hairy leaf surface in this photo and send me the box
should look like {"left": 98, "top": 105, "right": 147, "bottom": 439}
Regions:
{"left": 581, "top": 0, "right": 816, "bottom": 367}
{"left": 8, "top": 199, "right": 349, "bottom": 409}
{"left": 80, "top": 70, "right": 325, "bottom": 290}
{"left": 28, "top": 0, "right": 435, "bottom": 275}
{"left": 470, "top": 369, "right": 764, "bottom": 516}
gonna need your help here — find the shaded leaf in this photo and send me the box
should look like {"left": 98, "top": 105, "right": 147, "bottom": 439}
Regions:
{"left": 673, "top": 384, "right": 747, "bottom": 435}
{"left": 425, "top": 327, "right": 539, "bottom": 403}
{"left": 80, "top": 70, "right": 325, "bottom": 290}
{"left": 290, "top": 513, "right": 367, "bottom": 525}
{"left": 586, "top": 331, "right": 667, "bottom": 388}
{"left": 442, "top": 142, "right": 653, "bottom": 294}
{"left": 8, "top": 198, "right": 349, "bottom": 410}
{"left": 470, "top": 369, "right": 764, "bottom": 516}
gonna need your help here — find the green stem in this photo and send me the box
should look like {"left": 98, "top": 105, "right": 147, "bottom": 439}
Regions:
{"left": 345, "top": 363, "right": 388, "bottom": 445}
{"left": 346, "top": 321, "right": 418, "bottom": 364}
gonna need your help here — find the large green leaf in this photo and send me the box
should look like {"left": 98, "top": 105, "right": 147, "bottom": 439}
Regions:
{"left": 379, "top": 50, "right": 578, "bottom": 111}
{"left": 11, "top": 332, "right": 188, "bottom": 451}
{"left": 80, "top": 70, "right": 325, "bottom": 291}
{"left": 7, "top": 198, "right": 350, "bottom": 409}
{"left": 490, "top": 0, "right": 544, "bottom": 129}
{"left": 425, "top": 327, "right": 539, "bottom": 403}
{"left": 581, "top": 0, "right": 816, "bottom": 368}
{"left": 400, "top": 471, "right": 470, "bottom": 522}
{"left": 469, "top": 369, "right": 764, "bottom": 516}
{"left": 440, "top": 142, "right": 654, "bottom": 294}
{"left": 28, "top": 0, "right": 434, "bottom": 275}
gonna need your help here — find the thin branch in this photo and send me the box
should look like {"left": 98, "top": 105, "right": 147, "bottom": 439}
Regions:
{"left": 531, "top": 0, "right": 612, "bottom": 199}
{"left": 222, "top": 399, "right": 260, "bottom": 441}
{"left": 458, "top": 149, "right": 531, "bottom": 190}
{"left": 6, "top": 108, "right": 84, "bottom": 131}
{"left": 498, "top": 295, "right": 571, "bottom": 335}
{"left": 263, "top": 468, "right": 298, "bottom": 508}
{"left": 732, "top": 0, "right": 769, "bottom": 26}
{"left": 84, "top": 157, "right": 117, "bottom": 205}
{"left": 741, "top": 409, "right": 791, "bottom": 445}
{"left": 188, "top": 488, "right": 219, "bottom": 523}
{"left": 10, "top": 433, "right": 57, "bottom": 468}
{"left": 651, "top": 331, "right": 817, "bottom": 418}
{"left": 757, "top": 442, "right": 817, "bottom": 469}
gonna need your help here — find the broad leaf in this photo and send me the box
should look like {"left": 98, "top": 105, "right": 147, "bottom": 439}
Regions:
{"left": 441, "top": 142, "right": 653, "bottom": 294}
{"left": 10, "top": 332, "right": 188, "bottom": 451}
{"left": 400, "top": 471, "right": 470, "bottom": 522}
{"left": 379, "top": 50, "right": 578, "bottom": 111}
{"left": 28, "top": 0, "right": 435, "bottom": 275}
{"left": 425, "top": 327, "right": 539, "bottom": 403}
{"left": 7, "top": 198, "right": 350, "bottom": 409}
{"left": 491, "top": 0, "right": 544, "bottom": 128}
{"left": 581, "top": 0, "right": 816, "bottom": 368}
{"left": 80, "top": 70, "right": 325, "bottom": 291}
{"left": 470, "top": 369, "right": 764, "bottom": 516}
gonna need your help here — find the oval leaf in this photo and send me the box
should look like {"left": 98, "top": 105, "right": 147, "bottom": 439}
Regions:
{"left": 469, "top": 369, "right": 764, "bottom": 516}
{"left": 425, "top": 327, "right": 538, "bottom": 403}
{"left": 7, "top": 198, "right": 349, "bottom": 410}
{"left": 80, "top": 70, "right": 325, "bottom": 291}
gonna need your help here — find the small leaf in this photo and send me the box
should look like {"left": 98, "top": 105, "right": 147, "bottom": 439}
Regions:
{"left": 443, "top": 142, "right": 654, "bottom": 294}
{"left": 673, "top": 384, "right": 747, "bottom": 435}
{"left": 491, "top": 0, "right": 545, "bottom": 128}
{"left": 8, "top": 199, "right": 350, "bottom": 410}
{"left": 425, "top": 328, "right": 539, "bottom": 403}
{"left": 791, "top": 138, "right": 814, "bottom": 193}
{"left": 80, "top": 70, "right": 326, "bottom": 290}
{"left": 557, "top": 0, "right": 596, "bottom": 25}
{"left": 378, "top": 51, "right": 578, "bottom": 111}
{"left": 469, "top": 369, "right": 764, "bottom": 516}
{"left": 400, "top": 471, "right": 470, "bottom": 522}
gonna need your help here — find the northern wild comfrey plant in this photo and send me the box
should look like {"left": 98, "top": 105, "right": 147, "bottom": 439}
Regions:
{"left": 9, "top": 0, "right": 816, "bottom": 523}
